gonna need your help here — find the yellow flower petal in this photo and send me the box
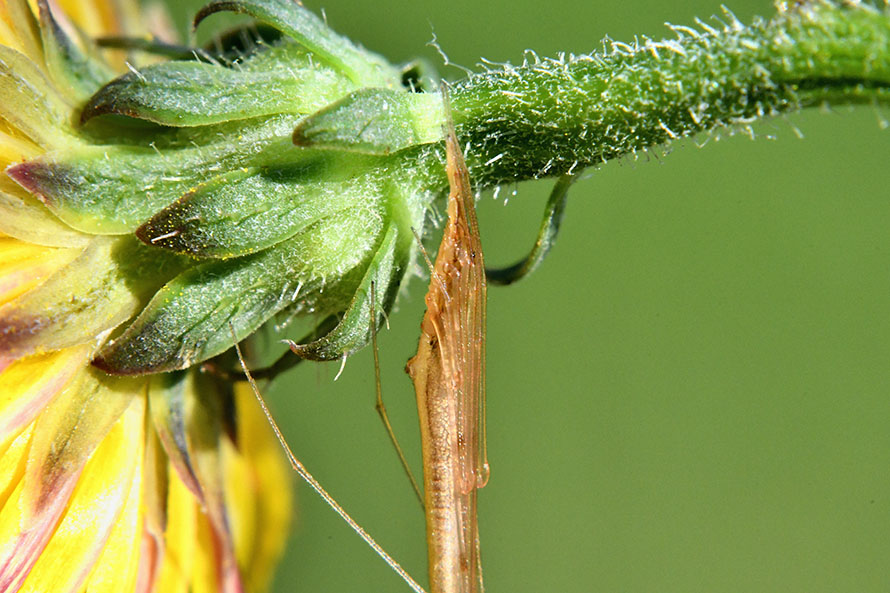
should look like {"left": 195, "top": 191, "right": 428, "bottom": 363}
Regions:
{"left": 0, "top": 475, "right": 28, "bottom": 588}
{"left": 0, "top": 344, "right": 92, "bottom": 452}
{"left": 224, "top": 383, "right": 292, "bottom": 593}
{"left": 0, "top": 369, "right": 139, "bottom": 590}
{"left": 155, "top": 465, "right": 198, "bottom": 593}
{"left": 0, "top": 44, "right": 74, "bottom": 147}
{"left": 80, "top": 409, "right": 146, "bottom": 593}
{"left": 192, "top": 512, "right": 225, "bottom": 593}
{"left": 222, "top": 436, "right": 256, "bottom": 576}
{"left": 0, "top": 13, "right": 20, "bottom": 53}
{"left": 0, "top": 0, "right": 42, "bottom": 62}
{"left": 52, "top": 0, "right": 133, "bottom": 40}
{"left": 0, "top": 236, "right": 171, "bottom": 367}
{"left": 0, "top": 237, "right": 79, "bottom": 307}
{"left": 133, "top": 426, "right": 166, "bottom": 593}
{"left": 136, "top": 529, "right": 164, "bottom": 593}
{"left": 0, "top": 184, "right": 89, "bottom": 248}
{"left": 149, "top": 371, "right": 243, "bottom": 591}
{"left": 21, "top": 369, "right": 137, "bottom": 512}
{"left": 147, "top": 373, "right": 203, "bottom": 500}
{"left": 47, "top": 0, "right": 151, "bottom": 71}
{"left": 18, "top": 393, "right": 145, "bottom": 593}
{"left": 0, "top": 422, "right": 31, "bottom": 510}
{"left": 0, "top": 124, "right": 41, "bottom": 165}
{"left": 183, "top": 375, "right": 241, "bottom": 593}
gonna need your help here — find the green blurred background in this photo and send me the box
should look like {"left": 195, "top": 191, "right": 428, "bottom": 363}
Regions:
{"left": 166, "top": 0, "right": 890, "bottom": 591}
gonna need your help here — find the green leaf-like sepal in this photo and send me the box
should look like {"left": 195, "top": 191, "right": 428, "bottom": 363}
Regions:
{"left": 287, "top": 224, "right": 405, "bottom": 360}
{"left": 292, "top": 88, "right": 444, "bottom": 154}
{"left": 194, "top": 0, "right": 398, "bottom": 87}
{"left": 8, "top": 115, "right": 300, "bottom": 233}
{"left": 81, "top": 57, "right": 352, "bottom": 127}
{"left": 135, "top": 154, "right": 384, "bottom": 258}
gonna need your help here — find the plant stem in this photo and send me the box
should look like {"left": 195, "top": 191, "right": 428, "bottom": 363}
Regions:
{"left": 448, "top": 2, "right": 890, "bottom": 187}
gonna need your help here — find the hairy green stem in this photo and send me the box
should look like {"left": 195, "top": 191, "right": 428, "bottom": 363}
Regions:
{"left": 448, "top": 2, "right": 890, "bottom": 187}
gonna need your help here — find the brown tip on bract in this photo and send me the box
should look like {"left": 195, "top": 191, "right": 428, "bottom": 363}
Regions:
{"left": 134, "top": 215, "right": 185, "bottom": 252}
{"left": 133, "top": 221, "right": 155, "bottom": 246}
{"left": 291, "top": 123, "right": 310, "bottom": 146}
{"left": 6, "top": 162, "right": 50, "bottom": 203}
{"left": 78, "top": 103, "right": 106, "bottom": 125}
{"left": 90, "top": 349, "right": 150, "bottom": 376}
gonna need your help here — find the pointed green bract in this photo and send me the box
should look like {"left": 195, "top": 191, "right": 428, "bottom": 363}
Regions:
{"left": 136, "top": 154, "right": 387, "bottom": 258}
{"left": 486, "top": 174, "right": 575, "bottom": 286}
{"left": 288, "top": 224, "right": 406, "bottom": 361}
{"left": 194, "top": 0, "right": 399, "bottom": 87}
{"left": 293, "top": 88, "right": 445, "bottom": 154}
{"left": 81, "top": 53, "right": 353, "bottom": 127}
{"left": 9, "top": 115, "right": 302, "bottom": 233}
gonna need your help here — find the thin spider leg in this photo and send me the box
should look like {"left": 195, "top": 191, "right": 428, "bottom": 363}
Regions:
{"left": 229, "top": 323, "right": 428, "bottom": 593}
{"left": 369, "top": 282, "right": 426, "bottom": 508}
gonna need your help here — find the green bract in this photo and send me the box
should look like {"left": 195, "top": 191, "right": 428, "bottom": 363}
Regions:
{"left": 7, "top": 0, "right": 447, "bottom": 375}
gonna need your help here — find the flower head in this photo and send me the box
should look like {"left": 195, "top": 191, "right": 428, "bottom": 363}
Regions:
{"left": 0, "top": 1, "right": 302, "bottom": 591}
{"left": 0, "top": 0, "right": 453, "bottom": 588}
